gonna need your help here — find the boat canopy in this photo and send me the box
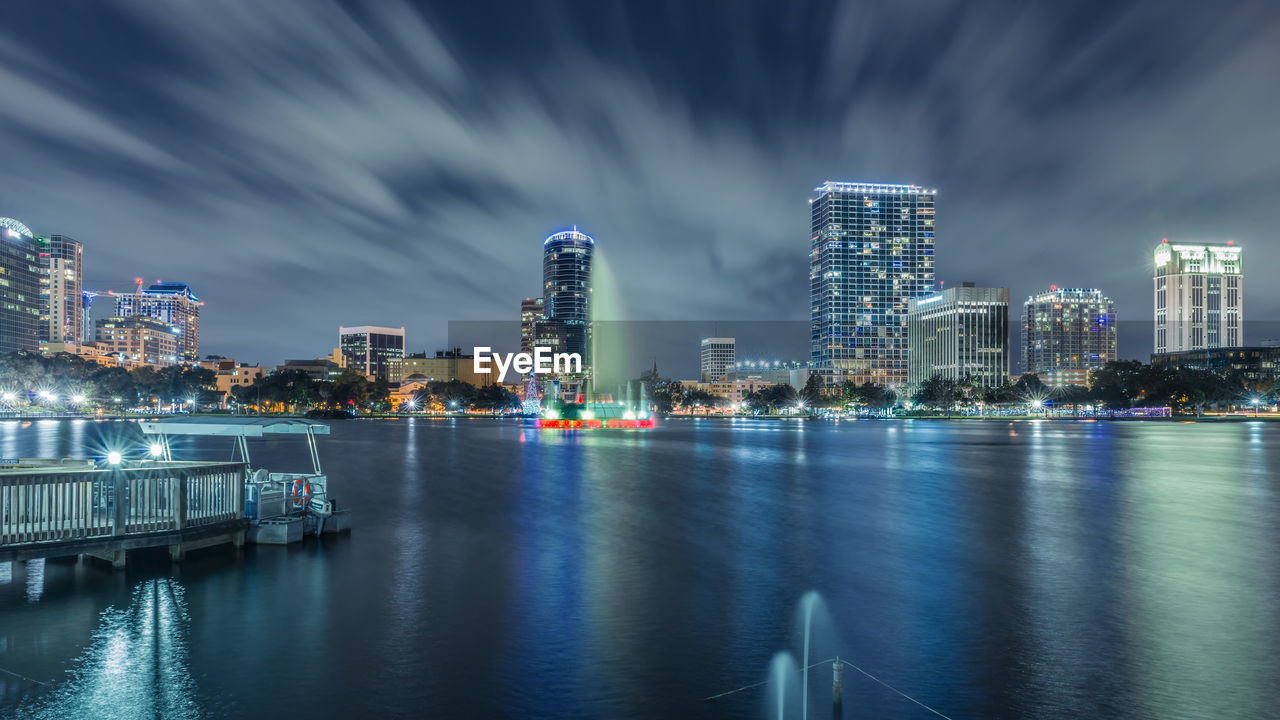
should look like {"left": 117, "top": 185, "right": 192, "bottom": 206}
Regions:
{"left": 138, "top": 417, "right": 331, "bottom": 437}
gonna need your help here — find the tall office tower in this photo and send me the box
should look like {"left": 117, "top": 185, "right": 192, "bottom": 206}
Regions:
{"left": 0, "top": 217, "right": 42, "bottom": 353}
{"left": 810, "top": 181, "right": 936, "bottom": 388}
{"left": 1022, "top": 287, "right": 1117, "bottom": 386}
{"left": 700, "top": 337, "right": 735, "bottom": 381}
{"left": 907, "top": 284, "right": 1010, "bottom": 388}
{"left": 339, "top": 325, "right": 405, "bottom": 380}
{"left": 540, "top": 227, "right": 594, "bottom": 372}
{"left": 520, "top": 297, "right": 544, "bottom": 355}
{"left": 1154, "top": 240, "right": 1243, "bottom": 353}
{"left": 39, "top": 234, "right": 83, "bottom": 344}
{"left": 114, "top": 282, "right": 202, "bottom": 360}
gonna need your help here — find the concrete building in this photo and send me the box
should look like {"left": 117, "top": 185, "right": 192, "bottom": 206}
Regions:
{"left": 520, "top": 297, "right": 544, "bottom": 355}
{"left": 907, "top": 284, "right": 1010, "bottom": 388}
{"left": 700, "top": 337, "right": 735, "bottom": 382}
{"left": 200, "top": 359, "right": 266, "bottom": 405}
{"left": 40, "top": 234, "right": 83, "bottom": 345}
{"left": 40, "top": 341, "right": 122, "bottom": 368}
{"left": 1022, "top": 287, "right": 1117, "bottom": 387}
{"left": 810, "top": 181, "right": 936, "bottom": 388}
{"left": 339, "top": 325, "right": 405, "bottom": 380}
{"left": 95, "top": 316, "right": 182, "bottom": 366}
{"left": 389, "top": 348, "right": 490, "bottom": 386}
{"left": 113, "top": 282, "right": 202, "bottom": 360}
{"left": 1154, "top": 240, "right": 1243, "bottom": 354}
{"left": 0, "top": 217, "right": 43, "bottom": 353}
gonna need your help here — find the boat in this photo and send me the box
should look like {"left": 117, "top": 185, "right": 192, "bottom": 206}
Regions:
{"left": 137, "top": 417, "right": 352, "bottom": 545}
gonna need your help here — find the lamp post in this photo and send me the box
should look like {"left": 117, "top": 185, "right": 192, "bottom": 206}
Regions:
{"left": 1251, "top": 397, "right": 1260, "bottom": 418}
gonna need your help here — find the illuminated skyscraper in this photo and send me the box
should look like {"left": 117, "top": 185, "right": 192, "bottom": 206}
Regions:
{"left": 539, "top": 227, "right": 593, "bottom": 372}
{"left": 1153, "top": 240, "right": 1243, "bottom": 353}
{"left": 0, "top": 217, "right": 42, "bottom": 353}
{"left": 40, "top": 234, "right": 83, "bottom": 345}
{"left": 1022, "top": 287, "right": 1116, "bottom": 386}
{"left": 810, "top": 182, "right": 936, "bottom": 387}
{"left": 114, "top": 282, "right": 202, "bottom": 360}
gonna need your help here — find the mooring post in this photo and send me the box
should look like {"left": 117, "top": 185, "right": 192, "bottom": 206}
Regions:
{"left": 833, "top": 657, "right": 844, "bottom": 710}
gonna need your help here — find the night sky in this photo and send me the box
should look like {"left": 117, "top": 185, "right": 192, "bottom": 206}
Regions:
{"left": 2, "top": 1, "right": 1278, "bottom": 365}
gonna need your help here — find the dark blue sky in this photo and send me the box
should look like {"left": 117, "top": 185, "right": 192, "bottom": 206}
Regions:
{"left": 2, "top": 1, "right": 1277, "bottom": 363}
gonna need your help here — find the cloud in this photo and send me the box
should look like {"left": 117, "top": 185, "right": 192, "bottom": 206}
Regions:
{"left": 0, "top": 0, "right": 1276, "bottom": 364}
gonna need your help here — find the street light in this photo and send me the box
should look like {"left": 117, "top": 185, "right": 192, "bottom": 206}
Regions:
{"left": 106, "top": 450, "right": 123, "bottom": 465}
{"left": 149, "top": 443, "right": 164, "bottom": 458}
{"left": 1251, "top": 397, "right": 1260, "bottom": 418}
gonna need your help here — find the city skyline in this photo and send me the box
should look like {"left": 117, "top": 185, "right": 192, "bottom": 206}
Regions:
{"left": 1, "top": 2, "right": 1277, "bottom": 365}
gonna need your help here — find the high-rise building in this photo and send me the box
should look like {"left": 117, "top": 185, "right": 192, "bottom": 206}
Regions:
{"left": 114, "top": 282, "right": 202, "bottom": 360}
{"left": 0, "top": 217, "right": 43, "bottom": 354}
{"left": 339, "top": 325, "right": 405, "bottom": 380}
{"left": 540, "top": 228, "right": 593, "bottom": 373}
{"left": 810, "top": 181, "right": 936, "bottom": 388}
{"left": 1154, "top": 240, "right": 1243, "bottom": 353}
{"left": 907, "top": 284, "right": 1010, "bottom": 388}
{"left": 520, "top": 297, "right": 544, "bottom": 355}
{"left": 1022, "top": 287, "right": 1117, "bottom": 386}
{"left": 95, "top": 315, "right": 182, "bottom": 365}
{"left": 39, "top": 234, "right": 83, "bottom": 345}
{"left": 700, "top": 337, "right": 735, "bottom": 382}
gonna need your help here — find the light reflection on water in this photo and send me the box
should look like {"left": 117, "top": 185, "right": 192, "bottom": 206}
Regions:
{"left": 8, "top": 579, "right": 200, "bottom": 720}
{"left": 0, "top": 418, "right": 1279, "bottom": 718}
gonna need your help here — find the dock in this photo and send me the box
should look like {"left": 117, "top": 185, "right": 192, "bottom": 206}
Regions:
{"left": 0, "top": 458, "right": 247, "bottom": 568}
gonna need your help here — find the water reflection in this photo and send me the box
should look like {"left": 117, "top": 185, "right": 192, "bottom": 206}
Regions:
{"left": 9, "top": 579, "right": 200, "bottom": 720}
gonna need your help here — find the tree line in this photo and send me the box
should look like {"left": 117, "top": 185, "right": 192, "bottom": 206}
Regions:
{"left": 0, "top": 351, "right": 216, "bottom": 409}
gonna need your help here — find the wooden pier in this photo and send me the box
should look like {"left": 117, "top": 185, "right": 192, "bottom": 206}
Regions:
{"left": 0, "top": 459, "right": 247, "bottom": 568}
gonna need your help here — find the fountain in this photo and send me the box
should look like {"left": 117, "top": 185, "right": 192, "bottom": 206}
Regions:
{"left": 767, "top": 652, "right": 801, "bottom": 720}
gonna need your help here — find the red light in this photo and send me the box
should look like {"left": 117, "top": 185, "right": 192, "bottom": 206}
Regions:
{"left": 1050, "top": 284, "right": 1057, "bottom": 291}
{"left": 1228, "top": 241, "right": 1234, "bottom": 246}
{"left": 1161, "top": 238, "right": 1168, "bottom": 243}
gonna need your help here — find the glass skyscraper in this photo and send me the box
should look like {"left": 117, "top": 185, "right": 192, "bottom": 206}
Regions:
{"left": 810, "top": 181, "right": 936, "bottom": 387}
{"left": 0, "top": 217, "right": 42, "bottom": 354}
{"left": 538, "top": 227, "right": 593, "bottom": 373}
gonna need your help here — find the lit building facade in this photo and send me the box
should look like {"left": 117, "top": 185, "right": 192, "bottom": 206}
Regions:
{"left": 339, "top": 325, "right": 405, "bottom": 380}
{"left": 1154, "top": 240, "right": 1243, "bottom": 353}
{"left": 1022, "top": 287, "right": 1117, "bottom": 386}
{"left": 520, "top": 297, "right": 544, "bottom": 355}
{"left": 114, "top": 282, "right": 202, "bottom": 360}
{"left": 810, "top": 181, "right": 936, "bottom": 388}
{"left": 40, "top": 234, "right": 83, "bottom": 345}
{"left": 0, "top": 217, "right": 42, "bottom": 353}
{"left": 389, "top": 348, "right": 491, "bottom": 386}
{"left": 700, "top": 337, "right": 735, "bottom": 382}
{"left": 907, "top": 284, "right": 1010, "bottom": 388}
{"left": 95, "top": 315, "right": 182, "bottom": 365}
{"left": 540, "top": 228, "right": 593, "bottom": 374}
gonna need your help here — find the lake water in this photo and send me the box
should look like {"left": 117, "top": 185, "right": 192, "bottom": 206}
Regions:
{"left": 1, "top": 418, "right": 1278, "bottom": 719}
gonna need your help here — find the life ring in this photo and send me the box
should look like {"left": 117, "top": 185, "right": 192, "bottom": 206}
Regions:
{"left": 289, "top": 478, "right": 313, "bottom": 508}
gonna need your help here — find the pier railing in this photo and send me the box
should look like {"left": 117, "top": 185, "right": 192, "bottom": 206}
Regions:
{"left": 0, "top": 461, "right": 245, "bottom": 548}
